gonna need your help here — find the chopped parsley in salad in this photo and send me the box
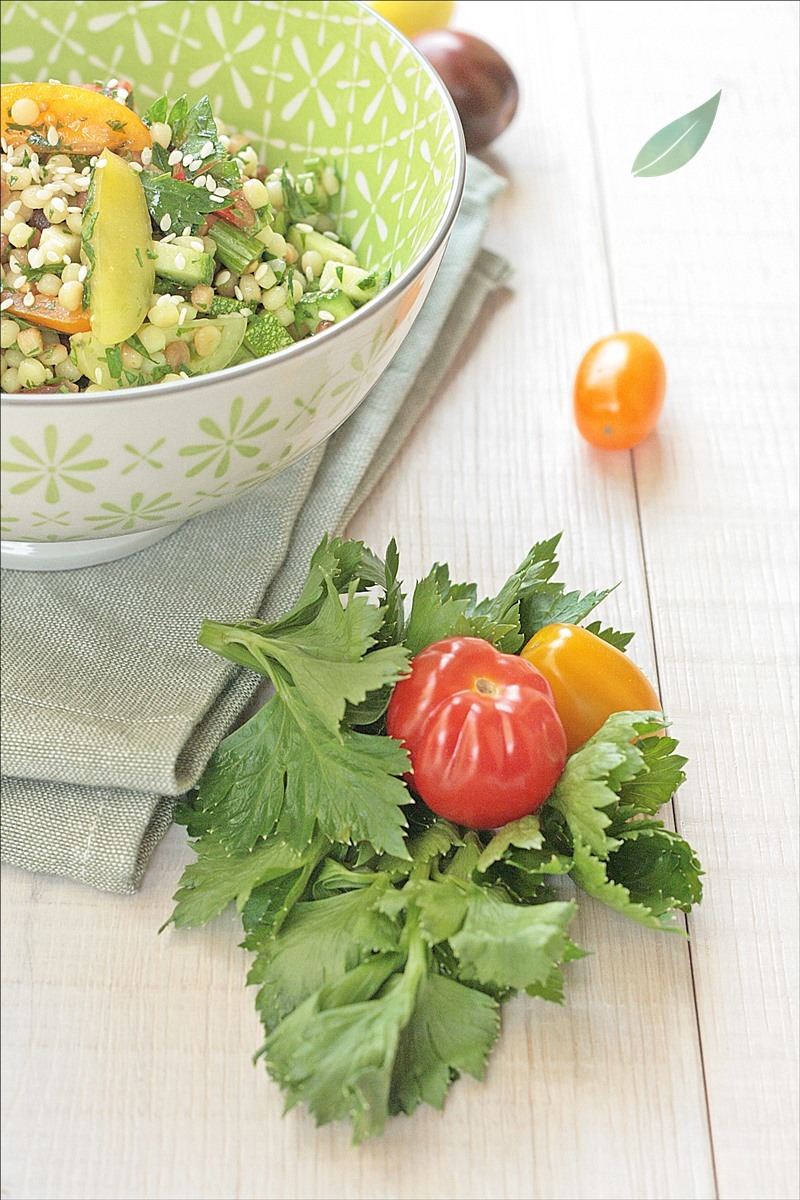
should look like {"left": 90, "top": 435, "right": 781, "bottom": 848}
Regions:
{"left": 0, "top": 81, "right": 391, "bottom": 394}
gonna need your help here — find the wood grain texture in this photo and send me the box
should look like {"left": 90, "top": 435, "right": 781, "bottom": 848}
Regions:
{"left": 577, "top": 3, "right": 800, "bottom": 1197}
{"left": 1, "top": 3, "right": 797, "bottom": 1199}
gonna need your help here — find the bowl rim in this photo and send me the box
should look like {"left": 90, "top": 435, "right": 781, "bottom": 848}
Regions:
{"left": 0, "top": 0, "right": 467, "bottom": 410}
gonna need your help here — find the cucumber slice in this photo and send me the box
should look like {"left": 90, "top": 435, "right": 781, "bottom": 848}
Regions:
{"left": 294, "top": 288, "right": 355, "bottom": 335}
{"left": 70, "top": 315, "right": 247, "bottom": 389}
{"left": 152, "top": 240, "right": 214, "bottom": 288}
{"left": 302, "top": 229, "right": 358, "bottom": 267}
{"left": 287, "top": 226, "right": 359, "bottom": 267}
{"left": 319, "top": 262, "right": 391, "bottom": 306}
{"left": 208, "top": 294, "right": 256, "bottom": 318}
{"left": 81, "top": 148, "right": 155, "bottom": 345}
{"left": 243, "top": 313, "right": 294, "bottom": 357}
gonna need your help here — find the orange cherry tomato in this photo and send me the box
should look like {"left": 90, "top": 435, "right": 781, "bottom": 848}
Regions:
{"left": 1, "top": 82, "right": 152, "bottom": 154}
{"left": 574, "top": 332, "right": 666, "bottom": 450}
{"left": 520, "top": 623, "right": 661, "bottom": 755}
{"left": 3, "top": 293, "right": 92, "bottom": 334}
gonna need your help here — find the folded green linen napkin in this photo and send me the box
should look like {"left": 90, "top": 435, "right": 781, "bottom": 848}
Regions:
{"left": 0, "top": 158, "right": 508, "bottom": 895}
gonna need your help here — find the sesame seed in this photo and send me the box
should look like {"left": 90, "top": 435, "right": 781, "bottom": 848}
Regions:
{"left": 189, "top": 158, "right": 204, "bottom": 172}
{"left": 303, "top": 179, "right": 314, "bottom": 195}
{"left": 45, "top": 125, "right": 59, "bottom": 146}
{"left": 107, "top": 78, "right": 119, "bottom": 88}
{"left": 78, "top": 265, "right": 88, "bottom": 282}
{"left": 238, "top": 308, "right": 251, "bottom": 317}
{"left": 214, "top": 186, "right": 230, "bottom": 197}
{"left": 200, "top": 140, "right": 215, "bottom": 158}
{"left": 234, "top": 286, "right": 244, "bottom": 300}
{"left": 141, "top": 147, "right": 152, "bottom": 166}
{"left": 295, "top": 222, "right": 313, "bottom": 234}
{"left": 0, "top": 298, "right": 13, "bottom": 311}
{"left": 161, "top": 232, "right": 176, "bottom": 243}
{"left": 178, "top": 307, "right": 188, "bottom": 326}
{"left": 182, "top": 226, "right": 192, "bottom": 238}
{"left": 216, "top": 270, "right": 231, "bottom": 285}
{"left": 115, "top": 89, "right": 128, "bottom": 103}
{"left": 205, "top": 177, "right": 216, "bottom": 192}
{"left": 318, "top": 310, "right": 335, "bottom": 322}
{"left": 130, "top": 162, "right": 143, "bottom": 173}
{"left": 23, "top": 292, "right": 36, "bottom": 307}
{"left": 168, "top": 149, "right": 182, "bottom": 167}
{"left": 305, "top": 267, "right": 314, "bottom": 283}
{"left": 46, "top": 251, "right": 61, "bottom": 263}
{"left": 322, "top": 231, "right": 340, "bottom": 242}
{"left": 12, "top": 276, "right": 25, "bottom": 289}
{"left": 193, "top": 175, "right": 207, "bottom": 189}
{"left": 95, "top": 158, "right": 107, "bottom": 169}
{"left": 95, "top": 368, "right": 104, "bottom": 383}
{"left": 174, "top": 253, "right": 187, "bottom": 271}
{"left": 159, "top": 213, "right": 172, "bottom": 232}
{"left": 182, "top": 153, "right": 194, "bottom": 167}
{"left": 156, "top": 294, "right": 171, "bottom": 307}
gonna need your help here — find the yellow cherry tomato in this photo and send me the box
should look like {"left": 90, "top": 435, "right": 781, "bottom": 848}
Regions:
{"left": 520, "top": 623, "right": 661, "bottom": 754}
{"left": 0, "top": 82, "right": 152, "bottom": 154}
{"left": 368, "top": 1, "right": 456, "bottom": 38}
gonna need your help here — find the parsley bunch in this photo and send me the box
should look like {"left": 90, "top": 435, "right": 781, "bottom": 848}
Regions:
{"left": 166, "top": 534, "right": 702, "bottom": 1141}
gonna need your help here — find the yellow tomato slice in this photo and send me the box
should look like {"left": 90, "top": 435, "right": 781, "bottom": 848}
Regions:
{"left": 368, "top": 1, "right": 456, "bottom": 37}
{"left": 82, "top": 149, "right": 155, "bottom": 345}
{"left": 1, "top": 82, "right": 152, "bottom": 154}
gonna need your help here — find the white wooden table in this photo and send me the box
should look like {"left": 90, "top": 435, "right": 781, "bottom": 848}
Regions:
{"left": 2, "top": 3, "right": 798, "bottom": 1198}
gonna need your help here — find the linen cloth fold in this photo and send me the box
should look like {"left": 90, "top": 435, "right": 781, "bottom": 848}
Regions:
{"left": 0, "top": 159, "right": 508, "bottom": 894}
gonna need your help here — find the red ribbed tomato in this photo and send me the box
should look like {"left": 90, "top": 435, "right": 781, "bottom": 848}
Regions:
{"left": 386, "top": 636, "right": 567, "bottom": 829}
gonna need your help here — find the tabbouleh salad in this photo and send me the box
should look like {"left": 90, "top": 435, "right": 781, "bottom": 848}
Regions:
{"left": 0, "top": 80, "right": 390, "bottom": 395}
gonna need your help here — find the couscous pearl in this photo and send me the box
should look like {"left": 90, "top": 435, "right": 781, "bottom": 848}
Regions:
{"left": 10, "top": 97, "right": 40, "bottom": 126}
{"left": 37, "top": 272, "right": 63, "bottom": 296}
{"left": 147, "top": 303, "right": 180, "bottom": 328}
{"left": 17, "top": 327, "right": 44, "bottom": 356}
{"left": 1, "top": 367, "right": 21, "bottom": 392}
{"left": 8, "top": 222, "right": 34, "bottom": 248}
{"left": 193, "top": 325, "right": 222, "bottom": 358}
{"left": 58, "top": 280, "right": 84, "bottom": 311}
{"left": 242, "top": 177, "right": 270, "bottom": 209}
{"left": 18, "top": 358, "right": 49, "bottom": 388}
{"left": 0, "top": 319, "right": 19, "bottom": 349}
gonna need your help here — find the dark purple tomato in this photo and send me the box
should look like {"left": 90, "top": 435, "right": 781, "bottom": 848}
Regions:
{"left": 412, "top": 30, "right": 519, "bottom": 152}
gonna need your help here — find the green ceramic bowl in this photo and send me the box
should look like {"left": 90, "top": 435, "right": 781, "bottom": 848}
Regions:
{"left": 0, "top": 0, "right": 464, "bottom": 568}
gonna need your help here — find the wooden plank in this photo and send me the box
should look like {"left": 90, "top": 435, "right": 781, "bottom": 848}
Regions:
{"left": 576, "top": 2, "right": 800, "bottom": 1197}
{"left": 0, "top": 2, "right": 768, "bottom": 1198}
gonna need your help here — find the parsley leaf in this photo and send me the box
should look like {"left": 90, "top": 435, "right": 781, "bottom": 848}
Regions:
{"left": 405, "top": 563, "right": 519, "bottom": 656}
{"left": 196, "top": 695, "right": 412, "bottom": 858}
{"left": 246, "top": 880, "right": 400, "bottom": 1031}
{"left": 140, "top": 170, "right": 227, "bottom": 234}
{"left": 389, "top": 970, "right": 500, "bottom": 1115}
{"left": 549, "top": 711, "right": 667, "bottom": 858}
{"left": 570, "top": 836, "right": 687, "bottom": 932}
{"left": 280, "top": 167, "right": 317, "bottom": 222}
{"left": 166, "top": 834, "right": 321, "bottom": 929}
{"left": 199, "top": 578, "right": 410, "bottom": 736}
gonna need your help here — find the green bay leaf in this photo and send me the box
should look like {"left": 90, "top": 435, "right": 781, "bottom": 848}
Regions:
{"left": 632, "top": 90, "right": 722, "bottom": 177}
